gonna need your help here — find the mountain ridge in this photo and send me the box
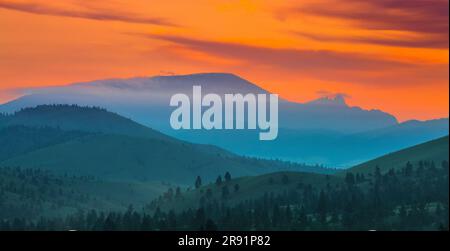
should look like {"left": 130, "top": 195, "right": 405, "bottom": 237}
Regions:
{"left": 1, "top": 73, "right": 445, "bottom": 166}
{"left": 0, "top": 105, "right": 335, "bottom": 184}
{"left": 342, "top": 135, "right": 449, "bottom": 175}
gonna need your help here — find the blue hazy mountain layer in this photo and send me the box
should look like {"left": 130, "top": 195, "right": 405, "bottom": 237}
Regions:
{"left": 1, "top": 73, "right": 448, "bottom": 167}
{"left": 0, "top": 105, "right": 335, "bottom": 184}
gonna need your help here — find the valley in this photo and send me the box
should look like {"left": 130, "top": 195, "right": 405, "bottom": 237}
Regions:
{"left": 0, "top": 104, "right": 447, "bottom": 230}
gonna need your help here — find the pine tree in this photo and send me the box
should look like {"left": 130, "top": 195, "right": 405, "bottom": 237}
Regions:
{"left": 175, "top": 187, "right": 181, "bottom": 197}
{"left": 224, "top": 172, "right": 231, "bottom": 182}
{"left": 222, "top": 186, "right": 230, "bottom": 200}
{"left": 216, "top": 176, "right": 223, "bottom": 186}
{"left": 205, "top": 218, "right": 218, "bottom": 231}
{"left": 195, "top": 176, "right": 202, "bottom": 189}
{"left": 317, "top": 190, "right": 327, "bottom": 225}
{"left": 345, "top": 172, "right": 355, "bottom": 187}
{"left": 234, "top": 183, "right": 240, "bottom": 192}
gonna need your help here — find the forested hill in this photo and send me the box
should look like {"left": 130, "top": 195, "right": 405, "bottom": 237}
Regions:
{"left": 0, "top": 105, "right": 333, "bottom": 184}
{"left": 0, "top": 104, "right": 171, "bottom": 141}
{"left": 141, "top": 137, "right": 449, "bottom": 230}
{"left": 0, "top": 167, "right": 170, "bottom": 220}
{"left": 0, "top": 128, "right": 448, "bottom": 230}
{"left": 343, "top": 136, "right": 449, "bottom": 175}
{"left": 0, "top": 126, "right": 91, "bottom": 162}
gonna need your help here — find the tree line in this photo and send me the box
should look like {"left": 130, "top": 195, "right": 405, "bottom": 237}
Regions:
{"left": 1, "top": 160, "right": 448, "bottom": 231}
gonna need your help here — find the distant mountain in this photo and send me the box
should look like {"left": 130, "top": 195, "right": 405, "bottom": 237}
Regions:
{"left": 306, "top": 94, "right": 347, "bottom": 106}
{"left": 1, "top": 73, "right": 446, "bottom": 166}
{"left": 0, "top": 105, "right": 333, "bottom": 184}
{"left": 169, "top": 118, "right": 449, "bottom": 167}
{"left": 358, "top": 118, "right": 449, "bottom": 139}
{"left": 323, "top": 118, "right": 450, "bottom": 166}
{"left": 0, "top": 73, "right": 397, "bottom": 133}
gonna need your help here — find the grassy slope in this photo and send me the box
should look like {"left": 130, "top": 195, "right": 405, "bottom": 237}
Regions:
{"left": 156, "top": 136, "right": 449, "bottom": 212}
{"left": 0, "top": 105, "right": 265, "bottom": 157}
{"left": 0, "top": 105, "right": 171, "bottom": 141}
{"left": 2, "top": 105, "right": 447, "bottom": 220}
{"left": 0, "top": 133, "right": 320, "bottom": 184}
{"left": 340, "top": 136, "right": 449, "bottom": 175}
{"left": 0, "top": 125, "right": 92, "bottom": 162}
{"left": 0, "top": 105, "right": 333, "bottom": 185}
{"left": 0, "top": 168, "right": 170, "bottom": 219}
{"left": 156, "top": 171, "right": 342, "bottom": 212}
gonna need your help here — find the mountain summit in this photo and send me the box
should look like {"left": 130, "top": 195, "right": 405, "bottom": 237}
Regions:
{"left": 307, "top": 94, "right": 348, "bottom": 106}
{"left": 72, "top": 73, "right": 268, "bottom": 94}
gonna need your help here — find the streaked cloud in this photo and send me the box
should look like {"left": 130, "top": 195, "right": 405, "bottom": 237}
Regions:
{"left": 135, "top": 33, "right": 449, "bottom": 87}
{"left": 0, "top": 0, "right": 177, "bottom": 26}
{"left": 285, "top": 0, "right": 449, "bottom": 49}
{"left": 141, "top": 33, "right": 408, "bottom": 71}
{"left": 294, "top": 31, "right": 448, "bottom": 49}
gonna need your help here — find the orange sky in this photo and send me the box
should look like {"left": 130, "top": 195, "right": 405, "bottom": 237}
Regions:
{"left": 0, "top": 0, "right": 448, "bottom": 121}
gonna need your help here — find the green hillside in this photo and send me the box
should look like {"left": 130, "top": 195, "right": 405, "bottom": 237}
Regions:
{"left": 342, "top": 136, "right": 449, "bottom": 175}
{"left": 0, "top": 167, "right": 170, "bottom": 220}
{"left": 0, "top": 132, "right": 327, "bottom": 184}
{"left": 0, "top": 105, "right": 447, "bottom": 230}
{"left": 0, "top": 104, "right": 171, "bottom": 141}
{"left": 0, "top": 125, "right": 91, "bottom": 162}
{"left": 0, "top": 105, "right": 332, "bottom": 184}
{"left": 140, "top": 139, "right": 448, "bottom": 231}
{"left": 152, "top": 171, "right": 342, "bottom": 213}
{"left": 152, "top": 136, "right": 449, "bottom": 213}
{"left": 0, "top": 124, "right": 447, "bottom": 230}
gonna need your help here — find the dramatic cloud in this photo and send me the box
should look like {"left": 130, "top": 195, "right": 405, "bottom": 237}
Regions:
{"left": 294, "top": 31, "right": 448, "bottom": 49}
{"left": 0, "top": 0, "right": 447, "bottom": 120}
{"left": 0, "top": 1, "right": 177, "bottom": 26}
{"left": 141, "top": 33, "right": 408, "bottom": 71}
{"left": 289, "top": 0, "right": 449, "bottom": 49}
{"left": 134, "top": 33, "right": 448, "bottom": 88}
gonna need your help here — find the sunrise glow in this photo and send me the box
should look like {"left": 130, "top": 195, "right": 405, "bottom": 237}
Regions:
{"left": 0, "top": 0, "right": 448, "bottom": 121}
